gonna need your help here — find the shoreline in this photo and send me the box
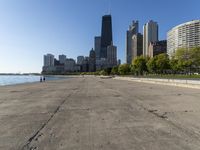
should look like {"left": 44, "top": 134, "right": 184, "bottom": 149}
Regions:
{"left": 0, "top": 75, "right": 76, "bottom": 87}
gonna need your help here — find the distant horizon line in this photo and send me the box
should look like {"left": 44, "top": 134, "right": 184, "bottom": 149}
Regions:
{"left": 0, "top": 73, "right": 41, "bottom": 75}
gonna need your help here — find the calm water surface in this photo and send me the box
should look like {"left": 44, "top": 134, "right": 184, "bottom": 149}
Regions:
{"left": 0, "top": 75, "right": 61, "bottom": 86}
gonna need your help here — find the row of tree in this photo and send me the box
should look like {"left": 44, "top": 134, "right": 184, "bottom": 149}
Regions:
{"left": 98, "top": 47, "right": 200, "bottom": 76}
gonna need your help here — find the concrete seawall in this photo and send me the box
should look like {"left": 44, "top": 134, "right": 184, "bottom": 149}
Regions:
{"left": 114, "top": 76, "right": 200, "bottom": 89}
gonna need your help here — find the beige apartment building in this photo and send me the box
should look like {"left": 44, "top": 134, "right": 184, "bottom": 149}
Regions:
{"left": 167, "top": 20, "right": 200, "bottom": 57}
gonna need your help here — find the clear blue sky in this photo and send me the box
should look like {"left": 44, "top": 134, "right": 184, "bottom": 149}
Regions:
{"left": 0, "top": 0, "right": 199, "bottom": 73}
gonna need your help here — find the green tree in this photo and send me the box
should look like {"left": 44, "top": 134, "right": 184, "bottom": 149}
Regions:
{"left": 147, "top": 56, "right": 158, "bottom": 74}
{"left": 111, "top": 66, "right": 119, "bottom": 75}
{"left": 169, "top": 57, "right": 179, "bottom": 74}
{"left": 156, "top": 53, "right": 170, "bottom": 74}
{"left": 189, "top": 47, "right": 200, "bottom": 70}
{"left": 132, "top": 56, "right": 148, "bottom": 75}
{"left": 175, "top": 48, "right": 192, "bottom": 73}
{"left": 104, "top": 68, "right": 112, "bottom": 75}
{"left": 118, "top": 64, "right": 130, "bottom": 75}
{"left": 130, "top": 64, "right": 135, "bottom": 74}
{"left": 99, "top": 70, "right": 107, "bottom": 76}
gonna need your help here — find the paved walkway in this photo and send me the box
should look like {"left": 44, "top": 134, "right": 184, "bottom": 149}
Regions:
{"left": 0, "top": 76, "right": 200, "bottom": 150}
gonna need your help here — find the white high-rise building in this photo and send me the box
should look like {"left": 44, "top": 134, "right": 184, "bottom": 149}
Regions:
{"left": 167, "top": 20, "right": 200, "bottom": 57}
{"left": 143, "top": 20, "right": 158, "bottom": 57}
{"left": 44, "top": 54, "right": 54, "bottom": 67}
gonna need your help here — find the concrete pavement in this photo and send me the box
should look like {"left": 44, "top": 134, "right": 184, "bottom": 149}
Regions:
{"left": 0, "top": 76, "right": 200, "bottom": 150}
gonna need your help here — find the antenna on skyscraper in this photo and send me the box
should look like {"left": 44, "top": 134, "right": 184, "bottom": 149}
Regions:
{"left": 108, "top": 0, "right": 111, "bottom": 14}
{"left": 104, "top": 0, "right": 111, "bottom": 15}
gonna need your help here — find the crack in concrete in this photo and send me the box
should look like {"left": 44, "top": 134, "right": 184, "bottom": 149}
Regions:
{"left": 100, "top": 81, "right": 200, "bottom": 143}
{"left": 148, "top": 110, "right": 168, "bottom": 119}
{"left": 20, "top": 91, "right": 77, "bottom": 150}
{"left": 135, "top": 98, "right": 200, "bottom": 141}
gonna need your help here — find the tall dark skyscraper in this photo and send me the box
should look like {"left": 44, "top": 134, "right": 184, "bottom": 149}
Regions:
{"left": 100, "top": 15, "right": 113, "bottom": 58}
{"left": 94, "top": 36, "right": 101, "bottom": 60}
{"left": 89, "top": 48, "right": 96, "bottom": 72}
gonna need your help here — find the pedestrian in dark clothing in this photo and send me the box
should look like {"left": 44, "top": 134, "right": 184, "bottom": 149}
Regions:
{"left": 40, "top": 77, "right": 42, "bottom": 82}
{"left": 43, "top": 77, "right": 46, "bottom": 82}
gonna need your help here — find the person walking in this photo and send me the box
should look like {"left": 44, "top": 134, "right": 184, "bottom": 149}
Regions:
{"left": 43, "top": 76, "right": 46, "bottom": 82}
{"left": 40, "top": 77, "right": 42, "bottom": 82}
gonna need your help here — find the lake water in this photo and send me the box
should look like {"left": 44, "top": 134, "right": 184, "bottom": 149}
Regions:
{"left": 0, "top": 75, "right": 61, "bottom": 86}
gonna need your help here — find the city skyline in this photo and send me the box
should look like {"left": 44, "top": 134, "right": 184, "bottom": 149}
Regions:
{"left": 42, "top": 14, "right": 118, "bottom": 74}
{"left": 0, "top": 0, "right": 200, "bottom": 73}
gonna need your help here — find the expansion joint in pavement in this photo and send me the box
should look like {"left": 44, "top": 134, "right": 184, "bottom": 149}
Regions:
{"left": 20, "top": 89, "right": 79, "bottom": 150}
